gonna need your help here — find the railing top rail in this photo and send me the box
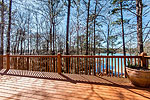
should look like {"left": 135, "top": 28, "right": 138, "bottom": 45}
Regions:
{"left": 62, "top": 55, "right": 142, "bottom": 58}
{"left": 144, "top": 56, "right": 150, "bottom": 59}
{"left": 1, "top": 54, "right": 143, "bottom": 58}
{"left": 0, "top": 55, "right": 6, "bottom": 57}
{"left": 8, "top": 55, "right": 57, "bottom": 57}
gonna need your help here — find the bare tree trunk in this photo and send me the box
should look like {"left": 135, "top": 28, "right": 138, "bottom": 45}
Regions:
{"left": 93, "top": 0, "right": 97, "bottom": 55}
{"left": 7, "top": 0, "right": 12, "bottom": 54}
{"left": 50, "top": 29, "right": 52, "bottom": 54}
{"left": 20, "top": 30, "right": 23, "bottom": 55}
{"left": 36, "top": 32, "right": 39, "bottom": 54}
{"left": 66, "top": 0, "right": 71, "bottom": 73}
{"left": 120, "top": 1, "right": 126, "bottom": 56}
{"left": 86, "top": 0, "right": 90, "bottom": 55}
{"left": 47, "top": 39, "right": 49, "bottom": 54}
{"left": 0, "top": 0, "right": 4, "bottom": 69}
{"left": 70, "top": 30, "right": 71, "bottom": 53}
{"left": 85, "top": 0, "right": 90, "bottom": 75}
{"left": 76, "top": 1, "right": 80, "bottom": 73}
{"left": 27, "top": 13, "right": 30, "bottom": 55}
{"left": 106, "top": 24, "right": 110, "bottom": 75}
{"left": 14, "top": 29, "right": 19, "bottom": 54}
{"left": 66, "top": 0, "right": 71, "bottom": 55}
{"left": 52, "top": 0, "right": 55, "bottom": 55}
{"left": 17, "top": 30, "right": 21, "bottom": 54}
{"left": 77, "top": 2, "right": 79, "bottom": 55}
{"left": 136, "top": 0, "right": 143, "bottom": 54}
{"left": 48, "top": 0, "right": 52, "bottom": 55}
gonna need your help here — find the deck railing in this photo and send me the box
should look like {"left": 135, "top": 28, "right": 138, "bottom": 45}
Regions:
{"left": 0, "top": 52, "right": 149, "bottom": 78}
{"left": 61, "top": 55, "right": 142, "bottom": 77}
{"left": 2, "top": 55, "right": 57, "bottom": 72}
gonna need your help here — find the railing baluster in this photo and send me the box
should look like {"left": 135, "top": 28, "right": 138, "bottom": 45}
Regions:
{"left": 37, "top": 57, "right": 38, "bottom": 71}
{"left": 23, "top": 57, "right": 24, "bottom": 70}
{"left": 115, "top": 58, "right": 116, "bottom": 77}
{"left": 74, "top": 58, "right": 77, "bottom": 74}
{"left": 138, "top": 58, "right": 140, "bottom": 66}
{"left": 27, "top": 57, "right": 29, "bottom": 70}
{"left": 78, "top": 58, "right": 80, "bottom": 74}
{"left": 68, "top": 57, "right": 70, "bottom": 73}
{"left": 91, "top": 58, "right": 94, "bottom": 75}
{"left": 40, "top": 57, "right": 41, "bottom": 71}
{"left": 71, "top": 57, "right": 72, "bottom": 73}
{"left": 46, "top": 58, "right": 48, "bottom": 72}
{"left": 37, "top": 57, "right": 39, "bottom": 71}
{"left": 73, "top": 57, "right": 74, "bottom": 74}
{"left": 50, "top": 58, "right": 52, "bottom": 72}
{"left": 148, "top": 59, "right": 149, "bottom": 67}
{"left": 103, "top": 58, "right": 104, "bottom": 74}
{"left": 77, "top": 57, "right": 79, "bottom": 74}
{"left": 93, "top": 57, "right": 95, "bottom": 75}
{"left": 16, "top": 57, "right": 17, "bottom": 69}
{"left": 55, "top": 57, "right": 57, "bottom": 72}
{"left": 89, "top": 58, "right": 91, "bottom": 75}
{"left": 118, "top": 58, "right": 119, "bottom": 77}
{"left": 30, "top": 57, "right": 31, "bottom": 71}
{"left": 74, "top": 57, "right": 75, "bottom": 73}
{"left": 111, "top": 58, "right": 113, "bottom": 77}
{"left": 92, "top": 57, "right": 94, "bottom": 75}
{"left": 81, "top": 58, "right": 83, "bottom": 74}
{"left": 121, "top": 58, "right": 123, "bottom": 77}
{"left": 127, "top": 58, "right": 129, "bottom": 65}
{"left": 62, "top": 58, "right": 64, "bottom": 72}
{"left": 131, "top": 58, "right": 132, "bottom": 65}
{"left": 84, "top": 58, "right": 86, "bottom": 74}
{"left": 99, "top": 58, "right": 101, "bottom": 74}
{"left": 53, "top": 57, "right": 55, "bottom": 72}
{"left": 48, "top": 58, "right": 50, "bottom": 72}
{"left": 109, "top": 58, "right": 110, "bottom": 76}
{"left": 32, "top": 58, "right": 35, "bottom": 71}
{"left": 56, "top": 57, "right": 57, "bottom": 72}
{"left": 134, "top": 58, "right": 136, "bottom": 66}
{"left": 124, "top": 58, "right": 126, "bottom": 77}
{"left": 90, "top": 58, "right": 94, "bottom": 75}
{"left": 44, "top": 57, "right": 46, "bottom": 71}
{"left": 105, "top": 58, "right": 108, "bottom": 75}
{"left": 97, "top": 58, "right": 99, "bottom": 75}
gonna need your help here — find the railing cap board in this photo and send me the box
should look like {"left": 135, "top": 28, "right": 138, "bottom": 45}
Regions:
{"left": 1, "top": 54, "right": 144, "bottom": 58}
{"left": 144, "top": 56, "right": 150, "bottom": 59}
{"left": 8, "top": 55, "right": 57, "bottom": 57}
{"left": 61, "top": 55, "right": 141, "bottom": 58}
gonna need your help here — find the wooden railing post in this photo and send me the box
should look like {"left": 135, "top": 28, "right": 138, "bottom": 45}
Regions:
{"left": 57, "top": 53, "right": 62, "bottom": 74}
{"left": 6, "top": 54, "right": 10, "bottom": 70}
{"left": 140, "top": 52, "right": 147, "bottom": 68}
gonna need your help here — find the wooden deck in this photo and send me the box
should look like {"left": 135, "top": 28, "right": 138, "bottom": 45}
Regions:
{"left": 0, "top": 69, "right": 150, "bottom": 100}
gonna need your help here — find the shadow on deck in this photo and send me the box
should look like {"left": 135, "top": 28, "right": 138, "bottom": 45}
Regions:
{"left": 0, "top": 69, "right": 150, "bottom": 100}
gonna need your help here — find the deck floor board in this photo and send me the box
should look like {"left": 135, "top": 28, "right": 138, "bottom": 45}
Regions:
{"left": 0, "top": 69, "right": 150, "bottom": 100}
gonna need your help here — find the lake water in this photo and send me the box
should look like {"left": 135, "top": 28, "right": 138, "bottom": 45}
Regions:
{"left": 96, "top": 53, "right": 132, "bottom": 76}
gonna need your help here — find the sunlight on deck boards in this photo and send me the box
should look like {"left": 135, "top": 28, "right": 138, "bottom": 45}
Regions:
{"left": 0, "top": 69, "right": 150, "bottom": 100}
